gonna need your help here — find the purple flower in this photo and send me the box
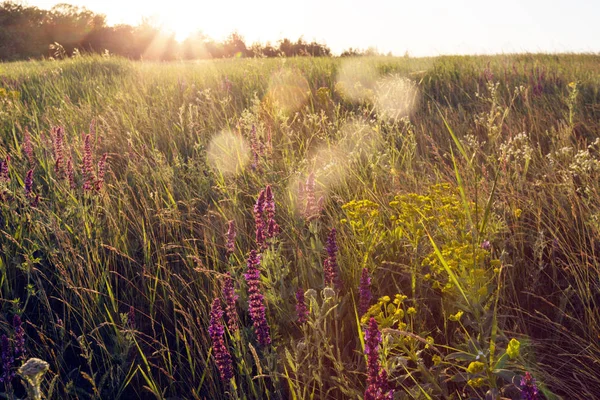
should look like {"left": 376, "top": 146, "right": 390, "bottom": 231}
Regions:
{"left": 254, "top": 189, "right": 266, "bottom": 248}
{"left": 0, "top": 155, "right": 9, "bottom": 182}
{"left": 24, "top": 169, "right": 33, "bottom": 197}
{"left": 364, "top": 317, "right": 393, "bottom": 400}
{"left": 295, "top": 288, "right": 309, "bottom": 324}
{"left": 301, "top": 172, "right": 322, "bottom": 221}
{"left": 520, "top": 372, "right": 540, "bottom": 400}
{"left": 51, "top": 126, "right": 65, "bottom": 177}
{"left": 225, "top": 220, "right": 236, "bottom": 257}
{"left": 359, "top": 268, "right": 372, "bottom": 316}
{"left": 22, "top": 128, "right": 34, "bottom": 165}
{"left": 127, "top": 306, "right": 136, "bottom": 329}
{"left": 82, "top": 133, "right": 95, "bottom": 192}
{"left": 0, "top": 335, "right": 14, "bottom": 384}
{"left": 208, "top": 298, "right": 234, "bottom": 382}
{"left": 12, "top": 315, "right": 25, "bottom": 360}
{"left": 264, "top": 185, "right": 279, "bottom": 239}
{"left": 222, "top": 273, "right": 239, "bottom": 332}
{"left": 324, "top": 228, "right": 341, "bottom": 289}
{"left": 481, "top": 240, "right": 491, "bottom": 251}
{"left": 244, "top": 250, "right": 271, "bottom": 347}
{"left": 95, "top": 153, "right": 108, "bottom": 191}
{"left": 66, "top": 156, "right": 76, "bottom": 190}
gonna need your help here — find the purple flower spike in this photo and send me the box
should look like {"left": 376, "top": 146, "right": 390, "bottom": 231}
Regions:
{"left": 359, "top": 268, "right": 372, "bottom": 316}
{"left": 324, "top": 228, "right": 341, "bottom": 289}
{"left": 244, "top": 250, "right": 271, "bottom": 347}
{"left": 364, "top": 317, "right": 393, "bottom": 400}
{"left": 254, "top": 189, "right": 266, "bottom": 248}
{"left": 208, "top": 298, "right": 234, "bottom": 382}
{"left": 225, "top": 220, "right": 236, "bottom": 257}
{"left": 0, "top": 335, "right": 14, "bottom": 384}
{"left": 0, "top": 155, "right": 9, "bottom": 182}
{"left": 295, "top": 288, "right": 309, "bottom": 324}
{"left": 264, "top": 185, "right": 279, "bottom": 239}
{"left": 222, "top": 273, "right": 239, "bottom": 332}
{"left": 12, "top": 315, "right": 25, "bottom": 360}
{"left": 24, "top": 169, "right": 34, "bottom": 197}
{"left": 520, "top": 372, "right": 540, "bottom": 400}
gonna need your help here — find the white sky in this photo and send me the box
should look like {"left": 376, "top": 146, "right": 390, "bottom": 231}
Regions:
{"left": 27, "top": 0, "right": 600, "bottom": 56}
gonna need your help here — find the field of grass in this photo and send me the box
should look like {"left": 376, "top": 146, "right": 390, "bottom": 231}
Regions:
{"left": 0, "top": 53, "right": 599, "bottom": 399}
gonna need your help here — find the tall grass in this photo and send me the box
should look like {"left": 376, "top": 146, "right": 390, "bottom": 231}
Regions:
{"left": 0, "top": 53, "right": 599, "bottom": 399}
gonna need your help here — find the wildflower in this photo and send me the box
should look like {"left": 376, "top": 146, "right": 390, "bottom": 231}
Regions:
{"left": 507, "top": 338, "right": 520, "bottom": 359}
{"left": 225, "top": 220, "right": 236, "bottom": 257}
{"left": 359, "top": 268, "right": 372, "bottom": 316}
{"left": 18, "top": 358, "right": 49, "bottom": 400}
{"left": 95, "top": 153, "right": 108, "bottom": 191}
{"left": 66, "top": 156, "right": 76, "bottom": 190}
{"left": 520, "top": 371, "right": 540, "bottom": 400}
{"left": 254, "top": 189, "right": 266, "bottom": 248}
{"left": 301, "top": 172, "right": 323, "bottom": 221}
{"left": 0, "top": 155, "right": 10, "bottom": 182}
{"left": 51, "top": 126, "right": 65, "bottom": 177}
{"left": 250, "top": 124, "right": 261, "bottom": 170}
{"left": 295, "top": 288, "right": 308, "bottom": 324}
{"left": 481, "top": 240, "right": 491, "bottom": 250}
{"left": 208, "top": 298, "right": 234, "bottom": 382}
{"left": 0, "top": 334, "right": 14, "bottom": 383}
{"left": 467, "top": 361, "right": 485, "bottom": 375}
{"left": 222, "top": 273, "right": 239, "bottom": 332}
{"left": 364, "top": 317, "right": 393, "bottom": 400}
{"left": 324, "top": 228, "right": 341, "bottom": 289}
{"left": 13, "top": 315, "right": 25, "bottom": 360}
{"left": 82, "top": 133, "right": 95, "bottom": 192}
{"left": 24, "top": 169, "right": 34, "bottom": 197}
{"left": 264, "top": 185, "right": 279, "bottom": 239}
{"left": 127, "top": 306, "right": 136, "bottom": 329}
{"left": 22, "top": 128, "right": 34, "bottom": 165}
{"left": 244, "top": 250, "right": 271, "bottom": 347}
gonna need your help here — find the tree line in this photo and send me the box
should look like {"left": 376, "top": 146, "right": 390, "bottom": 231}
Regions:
{"left": 0, "top": 2, "right": 344, "bottom": 61}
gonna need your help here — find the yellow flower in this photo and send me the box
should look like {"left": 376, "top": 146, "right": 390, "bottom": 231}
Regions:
{"left": 448, "top": 310, "right": 463, "bottom": 321}
{"left": 406, "top": 307, "right": 416, "bottom": 316}
{"left": 432, "top": 355, "right": 442, "bottom": 366}
{"left": 467, "top": 361, "right": 485, "bottom": 374}
{"left": 507, "top": 338, "right": 520, "bottom": 359}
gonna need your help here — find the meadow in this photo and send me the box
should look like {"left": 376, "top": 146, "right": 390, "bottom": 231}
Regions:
{"left": 0, "top": 53, "right": 599, "bottom": 399}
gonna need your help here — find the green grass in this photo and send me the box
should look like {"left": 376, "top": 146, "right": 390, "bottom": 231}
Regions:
{"left": 0, "top": 53, "right": 599, "bottom": 399}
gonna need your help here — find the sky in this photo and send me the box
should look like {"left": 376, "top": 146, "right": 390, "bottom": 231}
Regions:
{"left": 26, "top": 0, "right": 600, "bottom": 56}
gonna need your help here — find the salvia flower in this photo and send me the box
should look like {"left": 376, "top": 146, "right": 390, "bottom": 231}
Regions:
{"left": 24, "top": 169, "right": 34, "bottom": 197}
{"left": 0, "top": 334, "right": 14, "bottom": 384}
{"left": 254, "top": 189, "right": 266, "bottom": 248}
{"left": 51, "top": 126, "right": 65, "bottom": 177}
{"left": 295, "top": 288, "right": 309, "bottom": 324}
{"left": 127, "top": 306, "right": 136, "bottom": 329}
{"left": 82, "top": 133, "right": 95, "bottom": 192}
{"left": 0, "top": 155, "right": 10, "bottom": 182}
{"left": 66, "top": 156, "right": 76, "bottom": 190}
{"left": 95, "top": 153, "right": 108, "bottom": 191}
{"left": 208, "top": 298, "right": 234, "bottom": 382}
{"left": 225, "top": 220, "right": 236, "bottom": 257}
{"left": 244, "top": 250, "right": 271, "bottom": 347}
{"left": 22, "top": 128, "right": 34, "bottom": 165}
{"left": 359, "top": 268, "right": 372, "bottom": 316}
{"left": 222, "top": 273, "right": 239, "bottom": 332}
{"left": 520, "top": 372, "right": 540, "bottom": 400}
{"left": 13, "top": 315, "right": 25, "bottom": 360}
{"left": 324, "top": 228, "right": 341, "bottom": 289}
{"left": 364, "top": 317, "right": 393, "bottom": 400}
{"left": 264, "top": 185, "right": 279, "bottom": 239}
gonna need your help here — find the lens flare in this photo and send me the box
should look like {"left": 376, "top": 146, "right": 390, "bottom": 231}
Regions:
{"left": 264, "top": 69, "right": 310, "bottom": 115}
{"left": 374, "top": 75, "right": 419, "bottom": 120}
{"left": 207, "top": 131, "right": 251, "bottom": 176}
{"left": 335, "top": 59, "right": 378, "bottom": 103}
